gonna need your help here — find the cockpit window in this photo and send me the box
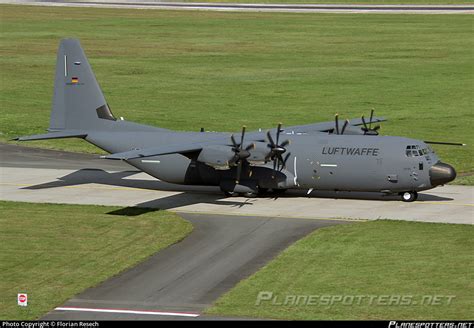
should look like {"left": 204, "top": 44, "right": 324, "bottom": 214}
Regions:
{"left": 406, "top": 145, "right": 431, "bottom": 157}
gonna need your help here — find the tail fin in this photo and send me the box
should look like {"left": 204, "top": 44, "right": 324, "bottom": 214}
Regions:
{"left": 49, "top": 38, "right": 116, "bottom": 131}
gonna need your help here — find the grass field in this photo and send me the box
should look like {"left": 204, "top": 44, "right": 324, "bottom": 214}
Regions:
{"left": 0, "top": 5, "right": 472, "bottom": 176}
{"left": 0, "top": 201, "right": 192, "bottom": 320}
{"left": 454, "top": 174, "right": 474, "bottom": 185}
{"left": 207, "top": 220, "right": 474, "bottom": 320}
{"left": 181, "top": 0, "right": 474, "bottom": 4}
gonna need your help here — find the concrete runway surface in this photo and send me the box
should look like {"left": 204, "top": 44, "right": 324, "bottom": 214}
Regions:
{"left": 2, "top": 0, "right": 474, "bottom": 14}
{"left": 1, "top": 144, "right": 472, "bottom": 224}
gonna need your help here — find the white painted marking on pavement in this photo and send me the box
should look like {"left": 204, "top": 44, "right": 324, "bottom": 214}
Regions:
{"left": 64, "top": 55, "right": 67, "bottom": 77}
{"left": 55, "top": 306, "right": 200, "bottom": 317}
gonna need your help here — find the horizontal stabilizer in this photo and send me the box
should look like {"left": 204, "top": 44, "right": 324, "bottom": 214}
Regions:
{"left": 104, "top": 143, "right": 203, "bottom": 160}
{"left": 14, "top": 130, "right": 87, "bottom": 141}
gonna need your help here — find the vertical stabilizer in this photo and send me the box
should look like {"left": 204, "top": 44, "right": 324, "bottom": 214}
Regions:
{"left": 50, "top": 39, "right": 115, "bottom": 131}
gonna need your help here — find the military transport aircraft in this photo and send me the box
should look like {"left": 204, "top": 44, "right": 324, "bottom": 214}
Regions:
{"left": 16, "top": 39, "right": 462, "bottom": 202}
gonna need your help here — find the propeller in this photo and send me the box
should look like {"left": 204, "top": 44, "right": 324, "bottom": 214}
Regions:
{"left": 361, "top": 109, "right": 380, "bottom": 135}
{"left": 266, "top": 123, "right": 290, "bottom": 178}
{"left": 230, "top": 126, "right": 255, "bottom": 184}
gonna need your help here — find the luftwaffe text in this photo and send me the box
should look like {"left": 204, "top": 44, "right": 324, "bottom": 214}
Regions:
{"left": 322, "top": 147, "right": 379, "bottom": 156}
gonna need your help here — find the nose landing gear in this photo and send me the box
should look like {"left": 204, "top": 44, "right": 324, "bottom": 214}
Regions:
{"left": 400, "top": 191, "right": 418, "bottom": 202}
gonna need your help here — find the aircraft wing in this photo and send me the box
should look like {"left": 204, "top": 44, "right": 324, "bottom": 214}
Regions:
{"left": 14, "top": 130, "right": 88, "bottom": 141}
{"left": 104, "top": 116, "right": 386, "bottom": 160}
{"left": 104, "top": 143, "right": 203, "bottom": 160}
{"left": 284, "top": 117, "right": 386, "bottom": 134}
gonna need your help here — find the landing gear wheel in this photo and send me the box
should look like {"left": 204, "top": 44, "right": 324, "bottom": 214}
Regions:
{"left": 223, "top": 191, "right": 236, "bottom": 197}
{"left": 400, "top": 191, "right": 418, "bottom": 202}
{"left": 242, "top": 191, "right": 258, "bottom": 198}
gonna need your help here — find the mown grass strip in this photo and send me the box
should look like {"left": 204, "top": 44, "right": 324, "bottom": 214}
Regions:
{"left": 0, "top": 201, "right": 193, "bottom": 319}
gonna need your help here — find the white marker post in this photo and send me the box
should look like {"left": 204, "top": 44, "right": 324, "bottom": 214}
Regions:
{"left": 18, "top": 293, "right": 27, "bottom": 307}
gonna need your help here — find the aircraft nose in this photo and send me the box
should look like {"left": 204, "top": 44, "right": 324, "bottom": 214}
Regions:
{"left": 429, "top": 162, "right": 456, "bottom": 187}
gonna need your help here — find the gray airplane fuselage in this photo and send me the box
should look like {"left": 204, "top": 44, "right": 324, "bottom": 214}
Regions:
{"left": 85, "top": 121, "right": 441, "bottom": 194}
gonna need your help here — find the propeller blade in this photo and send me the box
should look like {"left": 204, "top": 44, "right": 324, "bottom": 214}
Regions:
{"left": 281, "top": 153, "right": 291, "bottom": 170}
{"left": 373, "top": 125, "right": 381, "bottom": 131}
{"left": 424, "top": 141, "right": 466, "bottom": 146}
{"left": 240, "top": 126, "right": 246, "bottom": 149}
{"left": 267, "top": 130, "right": 275, "bottom": 147}
{"left": 245, "top": 143, "right": 255, "bottom": 151}
{"left": 276, "top": 123, "right": 282, "bottom": 145}
{"left": 335, "top": 114, "right": 339, "bottom": 135}
{"left": 280, "top": 140, "right": 291, "bottom": 148}
{"left": 276, "top": 153, "right": 285, "bottom": 170}
{"left": 341, "top": 119, "right": 349, "bottom": 135}
{"left": 231, "top": 134, "right": 238, "bottom": 148}
{"left": 369, "top": 109, "right": 374, "bottom": 129}
{"left": 361, "top": 115, "right": 368, "bottom": 132}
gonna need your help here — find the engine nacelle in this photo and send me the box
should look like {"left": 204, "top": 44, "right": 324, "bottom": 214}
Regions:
{"left": 247, "top": 141, "right": 269, "bottom": 165}
{"left": 197, "top": 145, "right": 235, "bottom": 170}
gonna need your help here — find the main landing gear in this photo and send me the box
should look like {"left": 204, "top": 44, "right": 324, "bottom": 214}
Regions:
{"left": 400, "top": 191, "right": 418, "bottom": 202}
{"left": 223, "top": 190, "right": 258, "bottom": 198}
{"left": 222, "top": 188, "right": 287, "bottom": 198}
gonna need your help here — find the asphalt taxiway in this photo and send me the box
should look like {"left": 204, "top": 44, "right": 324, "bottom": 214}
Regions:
{"left": 42, "top": 213, "right": 345, "bottom": 320}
